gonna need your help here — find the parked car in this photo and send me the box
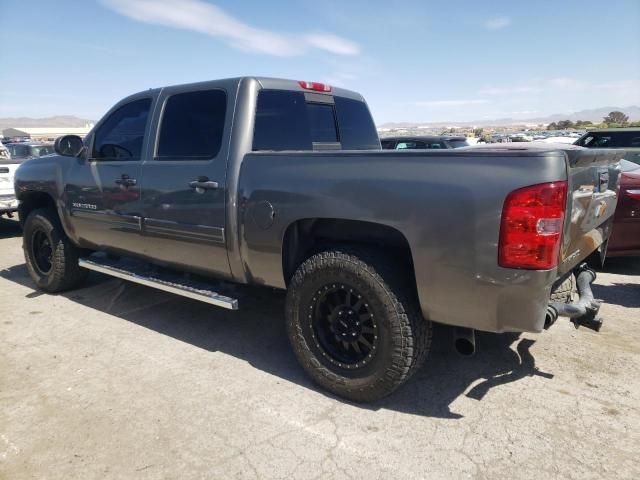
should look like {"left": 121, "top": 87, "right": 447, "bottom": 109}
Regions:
{"left": 0, "top": 142, "right": 10, "bottom": 160}
{"left": 381, "top": 135, "right": 470, "bottom": 150}
{"left": 15, "top": 77, "right": 623, "bottom": 402}
{"left": 5, "top": 142, "right": 55, "bottom": 161}
{"left": 575, "top": 128, "right": 640, "bottom": 257}
{"left": 0, "top": 151, "right": 20, "bottom": 218}
{"left": 605, "top": 160, "right": 640, "bottom": 257}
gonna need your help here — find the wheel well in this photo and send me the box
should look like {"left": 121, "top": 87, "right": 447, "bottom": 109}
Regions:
{"left": 18, "top": 192, "right": 56, "bottom": 226}
{"left": 282, "top": 218, "right": 416, "bottom": 286}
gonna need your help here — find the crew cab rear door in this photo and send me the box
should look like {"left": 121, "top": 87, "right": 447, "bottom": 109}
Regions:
{"left": 138, "top": 83, "right": 232, "bottom": 278}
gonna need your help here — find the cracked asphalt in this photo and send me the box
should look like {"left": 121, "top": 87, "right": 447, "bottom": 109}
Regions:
{"left": 1, "top": 216, "right": 639, "bottom": 479}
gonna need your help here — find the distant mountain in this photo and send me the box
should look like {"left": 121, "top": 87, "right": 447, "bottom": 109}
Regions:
{"left": 377, "top": 106, "right": 640, "bottom": 129}
{"left": 0, "top": 116, "right": 95, "bottom": 129}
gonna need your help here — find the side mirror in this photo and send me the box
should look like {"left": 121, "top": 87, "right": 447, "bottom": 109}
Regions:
{"left": 54, "top": 135, "right": 84, "bottom": 157}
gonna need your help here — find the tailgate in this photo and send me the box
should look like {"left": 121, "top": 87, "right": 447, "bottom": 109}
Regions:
{"left": 558, "top": 147, "right": 625, "bottom": 274}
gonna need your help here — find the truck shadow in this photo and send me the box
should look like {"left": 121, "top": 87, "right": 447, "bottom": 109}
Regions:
{"left": 0, "top": 263, "right": 554, "bottom": 419}
{"left": 591, "top": 283, "right": 640, "bottom": 309}
{"left": 0, "top": 217, "right": 22, "bottom": 239}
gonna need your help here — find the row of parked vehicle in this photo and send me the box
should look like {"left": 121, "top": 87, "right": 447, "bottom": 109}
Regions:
{"left": 379, "top": 129, "right": 640, "bottom": 257}
{"left": 0, "top": 141, "right": 55, "bottom": 216}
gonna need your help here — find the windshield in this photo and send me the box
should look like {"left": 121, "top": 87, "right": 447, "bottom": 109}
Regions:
{"left": 620, "top": 159, "right": 640, "bottom": 172}
{"left": 31, "top": 145, "right": 54, "bottom": 157}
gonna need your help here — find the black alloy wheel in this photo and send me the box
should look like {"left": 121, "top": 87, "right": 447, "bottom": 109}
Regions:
{"left": 310, "top": 284, "right": 378, "bottom": 369}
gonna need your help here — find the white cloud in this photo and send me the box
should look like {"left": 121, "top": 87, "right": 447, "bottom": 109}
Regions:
{"left": 101, "top": 0, "right": 360, "bottom": 57}
{"left": 410, "top": 99, "right": 491, "bottom": 107}
{"left": 304, "top": 33, "right": 360, "bottom": 56}
{"left": 479, "top": 85, "right": 541, "bottom": 95}
{"left": 484, "top": 16, "right": 512, "bottom": 30}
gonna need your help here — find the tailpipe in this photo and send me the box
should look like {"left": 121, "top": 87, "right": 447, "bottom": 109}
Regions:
{"left": 548, "top": 263, "right": 603, "bottom": 332}
{"left": 453, "top": 327, "right": 476, "bottom": 356}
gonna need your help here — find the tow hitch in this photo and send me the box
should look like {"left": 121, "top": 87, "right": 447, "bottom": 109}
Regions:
{"left": 546, "top": 264, "right": 603, "bottom": 332}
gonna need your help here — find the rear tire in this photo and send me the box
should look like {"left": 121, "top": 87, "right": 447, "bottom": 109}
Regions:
{"left": 23, "top": 207, "right": 88, "bottom": 293}
{"left": 285, "top": 247, "right": 432, "bottom": 402}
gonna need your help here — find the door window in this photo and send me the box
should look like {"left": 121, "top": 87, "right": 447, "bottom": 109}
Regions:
{"left": 156, "top": 89, "right": 227, "bottom": 159}
{"left": 93, "top": 98, "right": 151, "bottom": 160}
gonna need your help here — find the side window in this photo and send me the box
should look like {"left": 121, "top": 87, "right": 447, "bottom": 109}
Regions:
{"left": 253, "top": 90, "right": 312, "bottom": 151}
{"left": 93, "top": 98, "right": 151, "bottom": 160}
{"left": 381, "top": 140, "right": 396, "bottom": 149}
{"left": 157, "top": 89, "right": 227, "bottom": 159}
{"left": 334, "top": 96, "right": 380, "bottom": 150}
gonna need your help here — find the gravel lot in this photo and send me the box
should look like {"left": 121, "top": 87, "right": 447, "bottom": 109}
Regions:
{"left": 1, "top": 215, "right": 639, "bottom": 480}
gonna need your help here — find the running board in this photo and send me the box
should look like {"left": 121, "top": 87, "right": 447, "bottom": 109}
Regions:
{"left": 79, "top": 255, "right": 238, "bottom": 310}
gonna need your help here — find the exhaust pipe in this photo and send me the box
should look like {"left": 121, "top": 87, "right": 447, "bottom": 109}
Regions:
{"left": 453, "top": 327, "right": 476, "bottom": 356}
{"left": 548, "top": 263, "right": 603, "bottom": 332}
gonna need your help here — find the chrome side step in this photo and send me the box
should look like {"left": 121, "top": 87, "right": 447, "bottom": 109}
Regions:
{"left": 79, "top": 256, "right": 238, "bottom": 310}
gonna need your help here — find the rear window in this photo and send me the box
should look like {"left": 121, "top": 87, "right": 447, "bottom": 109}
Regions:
{"left": 576, "top": 131, "right": 640, "bottom": 148}
{"left": 307, "top": 103, "right": 338, "bottom": 143}
{"left": 334, "top": 96, "right": 380, "bottom": 149}
{"left": 157, "top": 89, "right": 227, "bottom": 159}
{"left": 252, "top": 90, "right": 379, "bottom": 151}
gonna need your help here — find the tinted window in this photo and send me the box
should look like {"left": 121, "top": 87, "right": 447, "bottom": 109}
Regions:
{"left": 7, "top": 144, "right": 29, "bottom": 158}
{"left": 93, "top": 98, "right": 151, "bottom": 160}
{"left": 307, "top": 103, "right": 338, "bottom": 143}
{"left": 334, "top": 96, "right": 380, "bottom": 149}
{"left": 381, "top": 139, "right": 396, "bottom": 149}
{"left": 157, "top": 89, "right": 226, "bottom": 159}
{"left": 253, "top": 90, "right": 312, "bottom": 151}
{"left": 576, "top": 131, "right": 640, "bottom": 148}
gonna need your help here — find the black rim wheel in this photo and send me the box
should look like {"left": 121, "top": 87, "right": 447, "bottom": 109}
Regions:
{"left": 31, "top": 229, "right": 53, "bottom": 275}
{"left": 309, "top": 283, "right": 379, "bottom": 369}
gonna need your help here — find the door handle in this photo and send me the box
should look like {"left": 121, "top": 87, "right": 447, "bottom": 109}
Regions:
{"left": 115, "top": 175, "right": 137, "bottom": 187}
{"left": 189, "top": 177, "right": 219, "bottom": 191}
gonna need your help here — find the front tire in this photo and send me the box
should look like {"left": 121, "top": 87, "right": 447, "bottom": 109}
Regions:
{"left": 286, "top": 247, "right": 432, "bottom": 402}
{"left": 23, "top": 207, "right": 88, "bottom": 293}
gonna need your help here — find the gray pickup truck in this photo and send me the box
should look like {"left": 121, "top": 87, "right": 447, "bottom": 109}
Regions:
{"left": 14, "top": 77, "right": 624, "bottom": 401}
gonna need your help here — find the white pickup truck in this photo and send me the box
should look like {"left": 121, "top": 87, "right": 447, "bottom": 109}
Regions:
{"left": 0, "top": 145, "right": 19, "bottom": 217}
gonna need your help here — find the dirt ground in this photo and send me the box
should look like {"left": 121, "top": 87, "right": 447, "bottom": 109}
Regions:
{"left": 1, "top": 216, "right": 639, "bottom": 480}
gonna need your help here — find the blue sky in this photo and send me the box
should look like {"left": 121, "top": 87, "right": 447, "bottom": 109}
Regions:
{"left": 0, "top": 0, "right": 638, "bottom": 124}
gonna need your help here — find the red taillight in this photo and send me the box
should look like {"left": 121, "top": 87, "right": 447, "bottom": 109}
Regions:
{"left": 498, "top": 181, "right": 567, "bottom": 270}
{"left": 298, "top": 81, "right": 332, "bottom": 92}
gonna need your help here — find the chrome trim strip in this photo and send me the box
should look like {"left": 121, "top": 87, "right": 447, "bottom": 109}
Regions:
{"left": 79, "top": 258, "right": 238, "bottom": 310}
